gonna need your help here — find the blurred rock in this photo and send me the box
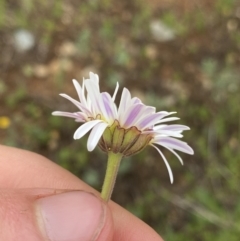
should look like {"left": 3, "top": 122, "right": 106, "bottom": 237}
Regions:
{"left": 145, "top": 44, "right": 158, "bottom": 59}
{"left": 227, "top": 19, "right": 238, "bottom": 32}
{"left": 33, "top": 58, "right": 74, "bottom": 78}
{"left": 33, "top": 64, "right": 49, "bottom": 78}
{"left": 150, "top": 20, "right": 175, "bottom": 42}
{"left": 13, "top": 29, "right": 35, "bottom": 52}
{"left": 49, "top": 58, "right": 73, "bottom": 75}
{"left": 58, "top": 41, "right": 77, "bottom": 57}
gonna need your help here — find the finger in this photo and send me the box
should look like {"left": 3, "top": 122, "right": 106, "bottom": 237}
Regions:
{"left": 0, "top": 145, "right": 163, "bottom": 241}
{"left": 0, "top": 188, "right": 113, "bottom": 241}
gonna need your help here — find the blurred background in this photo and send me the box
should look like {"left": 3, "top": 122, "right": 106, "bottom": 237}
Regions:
{"left": 0, "top": 0, "right": 240, "bottom": 240}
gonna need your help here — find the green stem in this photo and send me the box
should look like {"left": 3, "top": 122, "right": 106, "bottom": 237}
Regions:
{"left": 101, "top": 152, "right": 123, "bottom": 202}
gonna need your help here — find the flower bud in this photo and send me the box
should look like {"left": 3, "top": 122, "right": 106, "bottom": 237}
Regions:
{"left": 98, "top": 120, "right": 153, "bottom": 156}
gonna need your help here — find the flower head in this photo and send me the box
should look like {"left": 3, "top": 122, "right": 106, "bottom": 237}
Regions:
{"left": 53, "top": 72, "right": 194, "bottom": 183}
{"left": 53, "top": 72, "right": 119, "bottom": 151}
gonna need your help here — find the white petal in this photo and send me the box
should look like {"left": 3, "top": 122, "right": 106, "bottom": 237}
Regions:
{"left": 151, "top": 145, "right": 174, "bottom": 184}
{"left": 155, "top": 130, "right": 183, "bottom": 138}
{"left": 59, "top": 93, "right": 80, "bottom": 107}
{"left": 87, "top": 122, "right": 108, "bottom": 151}
{"left": 134, "top": 111, "right": 174, "bottom": 130}
{"left": 59, "top": 94, "right": 91, "bottom": 115}
{"left": 154, "top": 137, "right": 194, "bottom": 155}
{"left": 89, "top": 72, "right": 99, "bottom": 85}
{"left": 72, "top": 79, "right": 88, "bottom": 106}
{"left": 85, "top": 79, "right": 109, "bottom": 121}
{"left": 154, "top": 124, "right": 190, "bottom": 131}
{"left": 73, "top": 120, "right": 103, "bottom": 140}
{"left": 118, "top": 88, "right": 131, "bottom": 119}
{"left": 52, "top": 111, "right": 86, "bottom": 121}
{"left": 137, "top": 112, "right": 168, "bottom": 130}
{"left": 52, "top": 111, "right": 76, "bottom": 118}
{"left": 160, "top": 145, "right": 184, "bottom": 165}
{"left": 112, "top": 82, "right": 119, "bottom": 102}
{"left": 121, "top": 104, "right": 145, "bottom": 128}
{"left": 134, "top": 106, "right": 156, "bottom": 126}
{"left": 102, "top": 92, "right": 118, "bottom": 121}
{"left": 155, "top": 111, "right": 177, "bottom": 120}
{"left": 155, "top": 117, "right": 180, "bottom": 124}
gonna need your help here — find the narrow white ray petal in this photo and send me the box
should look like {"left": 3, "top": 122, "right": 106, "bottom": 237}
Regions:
{"left": 59, "top": 93, "right": 81, "bottom": 107}
{"left": 153, "top": 124, "right": 167, "bottom": 130}
{"left": 86, "top": 85, "right": 92, "bottom": 109}
{"left": 72, "top": 79, "right": 82, "bottom": 100}
{"left": 85, "top": 79, "right": 109, "bottom": 121}
{"left": 118, "top": 88, "right": 131, "bottom": 119}
{"left": 86, "top": 81, "right": 102, "bottom": 116}
{"left": 52, "top": 111, "right": 76, "bottom": 118}
{"left": 155, "top": 130, "right": 183, "bottom": 135}
{"left": 160, "top": 145, "right": 184, "bottom": 165}
{"left": 84, "top": 79, "right": 100, "bottom": 101}
{"left": 135, "top": 111, "right": 174, "bottom": 129}
{"left": 73, "top": 120, "right": 103, "bottom": 140}
{"left": 155, "top": 130, "right": 183, "bottom": 138}
{"left": 112, "top": 82, "right": 119, "bottom": 102}
{"left": 155, "top": 117, "right": 180, "bottom": 124}
{"left": 156, "top": 111, "right": 177, "bottom": 120}
{"left": 52, "top": 111, "right": 86, "bottom": 121}
{"left": 89, "top": 72, "right": 99, "bottom": 85}
{"left": 154, "top": 137, "right": 194, "bottom": 154}
{"left": 87, "top": 122, "right": 108, "bottom": 151}
{"left": 59, "top": 94, "right": 91, "bottom": 115}
{"left": 151, "top": 144, "right": 174, "bottom": 184}
{"left": 154, "top": 124, "right": 190, "bottom": 131}
{"left": 72, "top": 79, "right": 88, "bottom": 106}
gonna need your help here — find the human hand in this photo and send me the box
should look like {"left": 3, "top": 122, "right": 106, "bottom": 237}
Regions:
{"left": 0, "top": 145, "right": 163, "bottom": 241}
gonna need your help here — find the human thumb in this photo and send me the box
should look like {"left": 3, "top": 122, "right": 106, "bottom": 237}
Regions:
{"left": 0, "top": 189, "right": 113, "bottom": 241}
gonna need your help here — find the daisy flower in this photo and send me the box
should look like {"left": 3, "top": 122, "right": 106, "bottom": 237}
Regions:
{"left": 53, "top": 72, "right": 194, "bottom": 201}
{"left": 53, "top": 72, "right": 119, "bottom": 152}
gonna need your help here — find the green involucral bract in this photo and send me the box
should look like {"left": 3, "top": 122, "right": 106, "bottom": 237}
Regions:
{"left": 99, "top": 120, "right": 153, "bottom": 156}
